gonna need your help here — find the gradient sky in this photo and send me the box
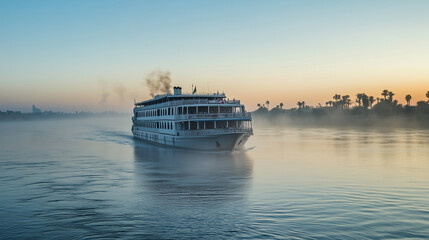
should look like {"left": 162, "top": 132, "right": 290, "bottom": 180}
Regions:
{"left": 1, "top": 0, "right": 428, "bottom": 112}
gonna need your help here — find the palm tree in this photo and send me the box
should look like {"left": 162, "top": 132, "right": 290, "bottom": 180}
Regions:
{"left": 426, "top": 91, "right": 429, "bottom": 103}
{"left": 388, "top": 91, "right": 395, "bottom": 102}
{"left": 325, "top": 101, "right": 329, "bottom": 107}
{"left": 297, "top": 102, "right": 302, "bottom": 109}
{"left": 257, "top": 103, "right": 261, "bottom": 108}
{"left": 356, "top": 93, "right": 363, "bottom": 106}
{"left": 342, "top": 95, "right": 350, "bottom": 108}
{"left": 381, "top": 89, "right": 389, "bottom": 100}
{"left": 265, "top": 100, "right": 270, "bottom": 110}
{"left": 346, "top": 98, "right": 352, "bottom": 108}
{"left": 302, "top": 101, "right": 306, "bottom": 109}
{"left": 333, "top": 94, "right": 341, "bottom": 103}
{"left": 369, "top": 96, "right": 375, "bottom": 109}
{"left": 361, "top": 94, "right": 369, "bottom": 108}
{"left": 376, "top": 97, "right": 380, "bottom": 103}
{"left": 405, "top": 94, "right": 412, "bottom": 106}
{"left": 279, "top": 102, "right": 284, "bottom": 109}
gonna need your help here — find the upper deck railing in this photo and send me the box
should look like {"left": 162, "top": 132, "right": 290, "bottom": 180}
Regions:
{"left": 135, "top": 99, "right": 241, "bottom": 109}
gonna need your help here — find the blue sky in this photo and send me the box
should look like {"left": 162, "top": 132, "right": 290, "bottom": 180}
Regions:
{"left": 1, "top": 0, "right": 428, "bottom": 112}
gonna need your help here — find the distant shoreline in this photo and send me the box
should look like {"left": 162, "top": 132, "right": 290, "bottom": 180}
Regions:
{"left": 253, "top": 90, "right": 429, "bottom": 129}
{"left": 0, "top": 111, "right": 129, "bottom": 121}
{"left": 252, "top": 108, "right": 429, "bottom": 129}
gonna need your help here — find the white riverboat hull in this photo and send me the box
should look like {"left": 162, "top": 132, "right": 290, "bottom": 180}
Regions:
{"left": 132, "top": 129, "right": 252, "bottom": 151}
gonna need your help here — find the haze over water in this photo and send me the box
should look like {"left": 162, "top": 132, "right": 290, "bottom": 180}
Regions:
{"left": 1, "top": 117, "right": 428, "bottom": 239}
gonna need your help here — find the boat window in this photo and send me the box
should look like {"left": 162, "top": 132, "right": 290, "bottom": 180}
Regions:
{"left": 206, "top": 121, "right": 214, "bottom": 129}
{"left": 220, "top": 106, "right": 232, "bottom": 113}
{"left": 198, "top": 121, "right": 204, "bottom": 130}
{"left": 217, "top": 120, "right": 227, "bottom": 128}
{"left": 188, "top": 107, "right": 196, "bottom": 114}
{"left": 209, "top": 106, "right": 218, "bottom": 113}
{"left": 190, "top": 121, "right": 197, "bottom": 130}
{"left": 178, "top": 107, "right": 182, "bottom": 115}
{"left": 228, "top": 120, "right": 237, "bottom": 128}
{"left": 198, "top": 106, "right": 208, "bottom": 114}
{"left": 184, "top": 107, "right": 187, "bottom": 115}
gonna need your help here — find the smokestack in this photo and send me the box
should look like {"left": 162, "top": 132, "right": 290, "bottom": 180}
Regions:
{"left": 174, "top": 86, "right": 182, "bottom": 95}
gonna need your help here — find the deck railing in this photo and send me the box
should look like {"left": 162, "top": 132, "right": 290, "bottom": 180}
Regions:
{"left": 177, "top": 128, "right": 253, "bottom": 136}
{"left": 135, "top": 99, "right": 241, "bottom": 109}
{"left": 133, "top": 126, "right": 253, "bottom": 136}
{"left": 174, "top": 112, "right": 251, "bottom": 120}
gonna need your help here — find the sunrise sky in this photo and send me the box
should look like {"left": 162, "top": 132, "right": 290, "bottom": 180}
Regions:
{"left": 1, "top": 0, "right": 428, "bottom": 112}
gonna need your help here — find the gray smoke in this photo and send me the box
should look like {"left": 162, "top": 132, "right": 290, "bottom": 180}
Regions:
{"left": 145, "top": 70, "right": 172, "bottom": 97}
{"left": 99, "top": 81, "right": 128, "bottom": 104}
{"left": 99, "top": 81, "right": 110, "bottom": 104}
{"left": 114, "top": 84, "right": 126, "bottom": 100}
{"left": 100, "top": 91, "right": 110, "bottom": 104}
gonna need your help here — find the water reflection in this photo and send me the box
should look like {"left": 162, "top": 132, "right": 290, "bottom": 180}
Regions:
{"left": 133, "top": 141, "right": 253, "bottom": 205}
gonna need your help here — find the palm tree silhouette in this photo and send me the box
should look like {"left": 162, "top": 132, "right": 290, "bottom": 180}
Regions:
{"left": 405, "top": 94, "right": 412, "bottom": 106}
{"left": 279, "top": 102, "right": 284, "bottom": 109}
{"left": 297, "top": 102, "right": 302, "bottom": 109}
{"left": 369, "top": 96, "right": 375, "bottom": 108}
{"left": 257, "top": 103, "right": 261, "bottom": 108}
{"left": 388, "top": 91, "right": 395, "bottom": 102}
{"left": 356, "top": 93, "right": 363, "bottom": 106}
{"left": 265, "top": 100, "right": 270, "bottom": 110}
{"left": 426, "top": 91, "right": 429, "bottom": 103}
{"left": 381, "top": 90, "right": 389, "bottom": 100}
{"left": 342, "top": 95, "right": 350, "bottom": 108}
{"left": 333, "top": 94, "right": 341, "bottom": 103}
{"left": 361, "top": 94, "right": 370, "bottom": 108}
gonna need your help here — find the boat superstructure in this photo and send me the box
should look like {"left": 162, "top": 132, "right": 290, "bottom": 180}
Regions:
{"left": 132, "top": 87, "right": 253, "bottom": 150}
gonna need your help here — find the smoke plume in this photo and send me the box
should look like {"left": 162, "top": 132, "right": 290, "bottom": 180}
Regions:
{"left": 99, "top": 80, "right": 110, "bottom": 104}
{"left": 114, "top": 84, "right": 126, "bottom": 100}
{"left": 145, "top": 70, "right": 172, "bottom": 97}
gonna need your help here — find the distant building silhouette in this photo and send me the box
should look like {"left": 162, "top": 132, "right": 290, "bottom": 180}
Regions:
{"left": 32, "top": 105, "right": 41, "bottom": 113}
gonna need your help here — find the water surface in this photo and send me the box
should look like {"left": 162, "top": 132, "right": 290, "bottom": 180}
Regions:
{"left": 1, "top": 118, "right": 428, "bottom": 239}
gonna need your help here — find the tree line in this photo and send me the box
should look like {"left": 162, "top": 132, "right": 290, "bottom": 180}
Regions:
{"left": 255, "top": 90, "right": 429, "bottom": 114}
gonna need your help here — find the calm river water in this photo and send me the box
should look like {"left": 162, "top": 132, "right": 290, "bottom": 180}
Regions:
{"left": 1, "top": 117, "right": 429, "bottom": 239}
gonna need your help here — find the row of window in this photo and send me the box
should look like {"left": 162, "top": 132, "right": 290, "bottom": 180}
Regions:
{"left": 136, "top": 107, "right": 174, "bottom": 117}
{"left": 134, "top": 121, "right": 173, "bottom": 130}
{"left": 134, "top": 120, "right": 251, "bottom": 131}
{"left": 135, "top": 106, "right": 244, "bottom": 118}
